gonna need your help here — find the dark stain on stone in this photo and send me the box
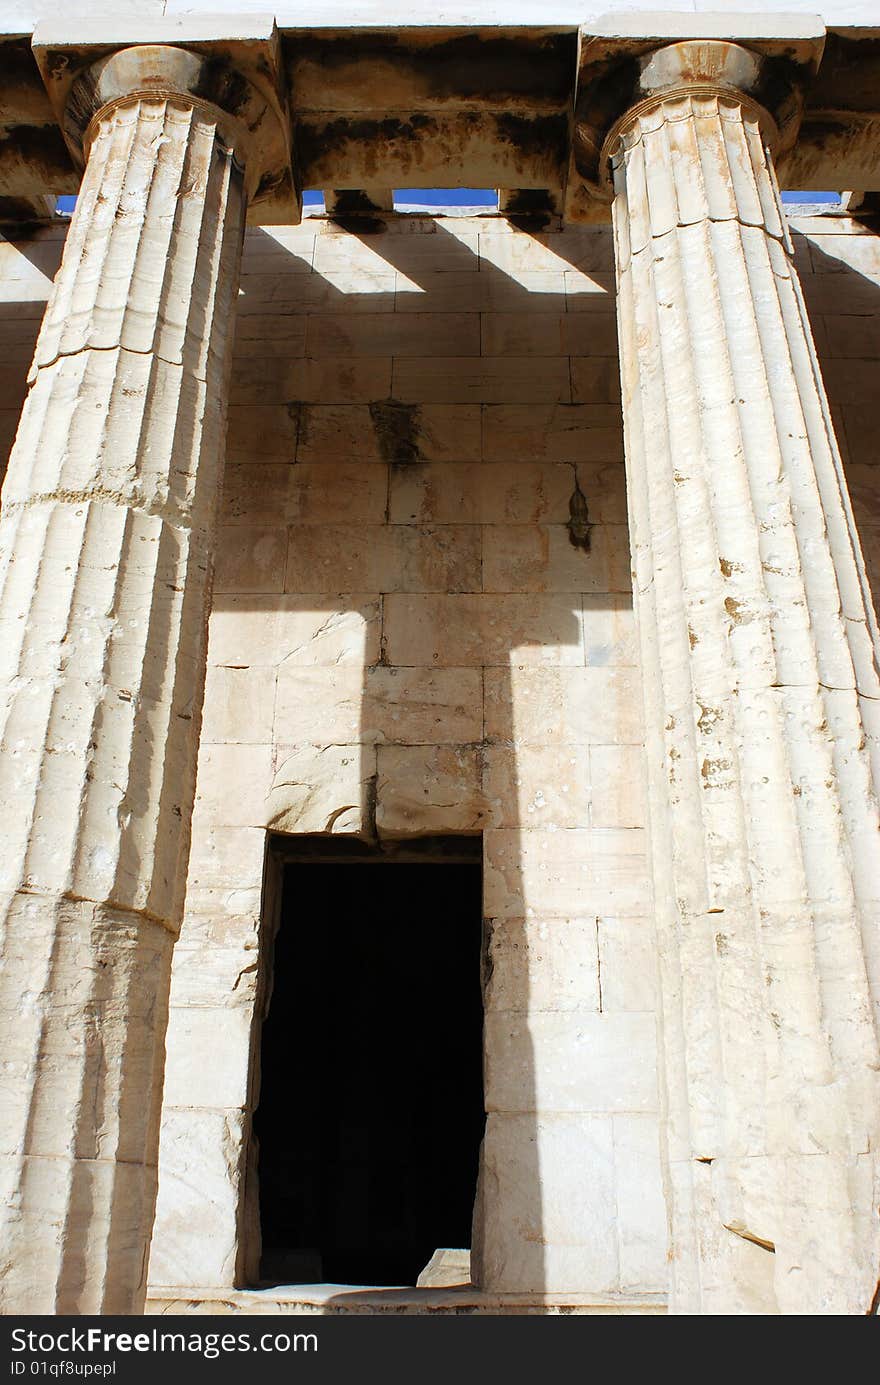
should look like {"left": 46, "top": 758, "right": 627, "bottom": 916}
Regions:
{"left": 64, "top": 65, "right": 103, "bottom": 146}
{"left": 0, "top": 122, "right": 78, "bottom": 188}
{"left": 808, "top": 33, "right": 880, "bottom": 113}
{"left": 0, "top": 195, "right": 54, "bottom": 225}
{"left": 329, "top": 189, "right": 387, "bottom": 215}
{"left": 194, "top": 59, "right": 252, "bottom": 119}
{"left": 493, "top": 113, "right": 570, "bottom": 171}
{"left": 506, "top": 212, "right": 555, "bottom": 231}
{"left": 798, "top": 114, "right": 858, "bottom": 150}
{"left": 854, "top": 192, "right": 880, "bottom": 231}
{"left": 567, "top": 479, "right": 592, "bottom": 552}
{"left": 295, "top": 114, "right": 439, "bottom": 176}
{"left": 502, "top": 188, "right": 554, "bottom": 213}
{"left": 254, "top": 167, "right": 289, "bottom": 203}
{"left": 573, "top": 55, "right": 642, "bottom": 181}
{"left": 287, "top": 31, "right": 576, "bottom": 107}
{"left": 40, "top": 45, "right": 65, "bottom": 72}
{"left": 370, "top": 400, "right": 421, "bottom": 467}
{"left": 0, "top": 38, "right": 54, "bottom": 110}
{"left": 288, "top": 403, "right": 305, "bottom": 459}
{"left": 328, "top": 190, "right": 388, "bottom": 231}
{"left": 330, "top": 212, "right": 387, "bottom": 234}
{"left": 750, "top": 57, "right": 807, "bottom": 140}
{"left": 501, "top": 187, "right": 557, "bottom": 230}
{"left": 364, "top": 770, "right": 379, "bottom": 842}
{"left": 480, "top": 917, "right": 495, "bottom": 998}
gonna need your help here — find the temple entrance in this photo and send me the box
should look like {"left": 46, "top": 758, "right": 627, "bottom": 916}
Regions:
{"left": 254, "top": 837, "right": 485, "bottom": 1287}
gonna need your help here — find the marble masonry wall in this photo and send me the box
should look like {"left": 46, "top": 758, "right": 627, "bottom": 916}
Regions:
{"left": 0, "top": 208, "right": 877, "bottom": 1299}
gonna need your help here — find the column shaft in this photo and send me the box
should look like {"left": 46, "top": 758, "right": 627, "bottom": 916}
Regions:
{"left": 0, "top": 97, "right": 245, "bottom": 1313}
{"left": 612, "top": 92, "right": 880, "bottom": 1314}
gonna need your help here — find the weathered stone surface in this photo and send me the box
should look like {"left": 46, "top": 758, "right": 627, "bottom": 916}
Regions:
{"left": 234, "top": 313, "right": 306, "bottom": 358}
{"left": 186, "top": 825, "right": 267, "bottom": 893}
{"left": 483, "top": 743, "right": 590, "bottom": 829}
{"left": 481, "top": 522, "right": 630, "bottom": 594}
{"left": 396, "top": 271, "right": 567, "bottom": 315}
{"left": 267, "top": 743, "right": 376, "bottom": 835}
{"left": 473, "top": 1114, "right": 618, "bottom": 1292}
{"left": 393, "top": 356, "right": 571, "bottom": 405}
{"left": 0, "top": 898, "right": 172, "bottom": 1312}
{"left": 307, "top": 311, "right": 480, "bottom": 358}
{"left": 297, "top": 404, "right": 481, "bottom": 464}
{"left": 163, "top": 1006, "right": 254, "bottom": 1111}
{"left": 226, "top": 404, "right": 298, "bottom": 462}
{"left": 150, "top": 1108, "right": 249, "bottom": 1290}
{"left": 384, "top": 594, "right": 586, "bottom": 666}
{"left": 483, "top": 917, "right": 601, "bottom": 1013}
{"left": 581, "top": 595, "right": 639, "bottom": 667}
{"left": 130, "top": 199, "right": 877, "bottom": 1313}
{"left": 388, "top": 461, "right": 577, "bottom": 525}
{"left": 416, "top": 1249, "right": 471, "bottom": 1289}
{"left": 590, "top": 744, "right": 646, "bottom": 828}
{"left": 220, "top": 463, "right": 293, "bottom": 527}
{"left": 484, "top": 1012, "right": 658, "bottom": 1114}
{"left": 484, "top": 827, "right": 649, "bottom": 918}
{"left": 201, "top": 666, "right": 277, "bottom": 746}
{"left": 0, "top": 92, "right": 246, "bottom": 1314}
{"left": 275, "top": 666, "right": 483, "bottom": 745}
{"left": 214, "top": 525, "right": 288, "bottom": 593}
{"left": 571, "top": 358, "right": 622, "bottom": 404}
{"left": 482, "top": 403, "right": 623, "bottom": 463}
{"left": 312, "top": 222, "right": 478, "bottom": 275}
{"left": 208, "top": 596, "right": 381, "bottom": 669}
{"left": 230, "top": 355, "right": 392, "bottom": 407}
{"left": 376, "top": 745, "right": 488, "bottom": 836}
{"left": 612, "top": 79, "right": 880, "bottom": 1314}
{"left": 164, "top": 913, "right": 262, "bottom": 1010}
{"left": 485, "top": 666, "right": 643, "bottom": 744}
{"left": 285, "top": 524, "right": 482, "bottom": 593}
{"left": 612, "top": 1114, "right": 668, "bottom": 1293}
{"left": 2, "top": 18, "right": 878, "bottom": 1319}
{"left": 597, "top": 916, "right": 657, "bottom": 1013}
{"left": 479, "top": 227, "right": 613, "bottom": 276}
{"left": 194, "top": 745, "right": 274, "bottom": 829}
{"left": 287, "top": 463, "right": 388, "bottom": 523}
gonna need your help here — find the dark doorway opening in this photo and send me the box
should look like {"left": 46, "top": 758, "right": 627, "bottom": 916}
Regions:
{"left": 255, "top": 836, "right": 485, "bottom": 1287}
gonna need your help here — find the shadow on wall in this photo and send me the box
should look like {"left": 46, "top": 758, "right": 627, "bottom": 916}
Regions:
{"left": 214, "top": 212, "right": 652, "bottom": 1301}
{"left": 203, "top": 212, "right": 880, "bottom": 1301}
{"left": 2, "top": 207, "right": 878, "bottom": 1305}
{"left": 798, "top": 231, "right": 880, "bottom": 619}
{"left": 0, "top": 228, "right": 65, "bottom": 493}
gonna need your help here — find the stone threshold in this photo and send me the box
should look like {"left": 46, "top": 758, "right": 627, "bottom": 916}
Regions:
{"left": 146, "top": 1286, "right": 666, "bottom": 1316}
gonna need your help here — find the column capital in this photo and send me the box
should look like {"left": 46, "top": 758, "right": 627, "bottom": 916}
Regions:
{"left": 566, "top": 16, "right": 825, "bottom": 222}
{"left": 32, "top": 16, "right": 299, "bottom": 221}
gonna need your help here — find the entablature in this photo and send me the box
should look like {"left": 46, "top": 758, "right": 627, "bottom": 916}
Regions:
{"left": 0, "top": 11, "right": 878, "bottom": 225}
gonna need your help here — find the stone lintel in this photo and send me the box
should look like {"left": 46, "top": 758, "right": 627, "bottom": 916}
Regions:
{"left": 565, "top": 16, "right": 827, "bottom": 222}
{"left": 586, "top": 11, "right": 826, "bottom": 58}
{"left": 31, "top": 15, "right": 300, "bottom": 223}
{"left": 0, "top": 18, "right": 876, "bottom": 225}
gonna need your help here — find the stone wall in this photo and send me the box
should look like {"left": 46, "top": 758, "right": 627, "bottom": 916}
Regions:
{"left": 1, "top": 208, "right": 878, "bottom": 1301}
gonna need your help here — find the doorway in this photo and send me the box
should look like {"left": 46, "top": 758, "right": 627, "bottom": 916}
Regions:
{"left": 254, "top": 836, "right": 485, "bottom": 1287}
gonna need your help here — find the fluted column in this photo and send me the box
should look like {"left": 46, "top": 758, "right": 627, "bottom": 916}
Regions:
{"left": 0, "top": 47, "right": 261, "bottom": 1313}
{"left": 608, "top": 42, "right": 880, "bottom": 1314}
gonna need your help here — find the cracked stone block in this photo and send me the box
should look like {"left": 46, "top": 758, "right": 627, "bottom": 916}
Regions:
{"left": 266, "top": 743, "right": 376, "bottom": 835}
